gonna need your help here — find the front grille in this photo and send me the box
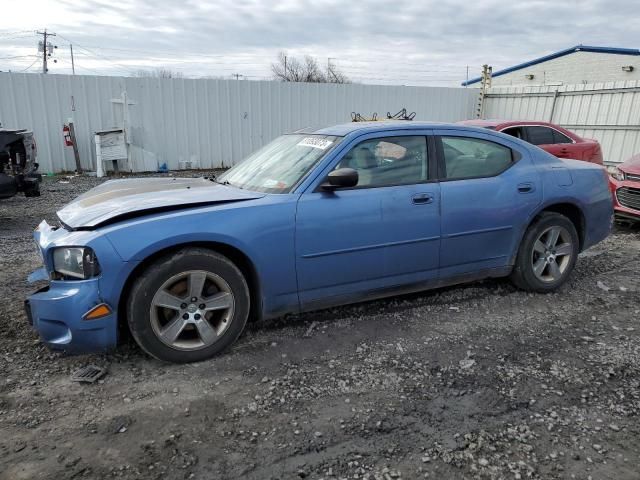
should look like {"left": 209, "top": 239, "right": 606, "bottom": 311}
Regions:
{"left": 617, "top": 187, "right": 640, "bottom": 211}
{"left": 626, "top": 172, "right": 640, "bottom": 182}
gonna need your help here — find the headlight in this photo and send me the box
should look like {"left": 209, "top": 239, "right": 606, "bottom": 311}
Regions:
{"left": 52, "top": 247, "right": 101, "bottom": 279}
{"left": 608, "top": 166, "right": 625, "bottom": 181}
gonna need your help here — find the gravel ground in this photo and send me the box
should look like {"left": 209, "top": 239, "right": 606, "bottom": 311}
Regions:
{"left": 1, "top": 173, "right": 640, "bottom": 480}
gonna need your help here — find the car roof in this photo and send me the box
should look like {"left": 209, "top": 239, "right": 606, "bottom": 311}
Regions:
{"left": 302, "top": 121, "right": 453, "bottom": 136}
{"left": 458, "top": 119, "right": 561, "bottom": 128}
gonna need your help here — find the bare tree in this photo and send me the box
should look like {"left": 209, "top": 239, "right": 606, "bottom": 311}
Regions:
{"left": 272, "top": 52, "right": 305, "bottom": 82}
{"left": 271, "top": 52, "right": 350, "bottom": 83}
{"left": 132, "top": 68, "right": 184, "bottom": 79}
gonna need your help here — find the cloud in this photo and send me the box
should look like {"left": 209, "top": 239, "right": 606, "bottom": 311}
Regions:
{"left": 1, "top": 0, "right": 638, "bottom": 85}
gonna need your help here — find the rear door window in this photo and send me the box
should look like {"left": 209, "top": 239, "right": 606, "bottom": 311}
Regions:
{"left": 525, "top": 126, "right": 556, "bottom": 145}
{"left": 440, "top": 136, "right": 514, "bottom": 180}
{"left": 551, "top": 129, "right": 573, "bottom": 144}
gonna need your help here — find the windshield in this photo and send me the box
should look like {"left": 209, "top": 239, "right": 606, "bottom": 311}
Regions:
{"left": 219, "top": 134, "right": 342, "bottom": 193}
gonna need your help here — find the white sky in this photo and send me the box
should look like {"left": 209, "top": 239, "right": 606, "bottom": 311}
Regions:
{"left": 1, "top": 0, "right": 637, "bottom": 86}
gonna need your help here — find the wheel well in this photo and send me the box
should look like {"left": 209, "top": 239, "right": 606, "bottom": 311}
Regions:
{"left": 117, "top": 242, "right": 262, "bottom": 340}
{"left": 537, "top": 203, "right": 585, "bottom": 250}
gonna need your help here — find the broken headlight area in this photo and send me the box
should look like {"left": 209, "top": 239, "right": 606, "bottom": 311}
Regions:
{"left": 51, "top": 247, "right": 101, "bottom": 280}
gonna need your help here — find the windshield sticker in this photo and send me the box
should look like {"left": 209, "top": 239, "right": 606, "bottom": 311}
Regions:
{"left": 297, "top": 137, "right": 333, "bottom": 150}
{"left": 263, "top": 179, "right": 288, "bottom": 189}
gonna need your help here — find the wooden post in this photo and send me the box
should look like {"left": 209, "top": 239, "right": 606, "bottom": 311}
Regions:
{"left": 68, "top": 121, "right": 82, "bottom": 173}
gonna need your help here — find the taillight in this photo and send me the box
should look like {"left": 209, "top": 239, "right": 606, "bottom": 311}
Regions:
{"left": 589, "top": 145, "right": 603, "bottom": 164}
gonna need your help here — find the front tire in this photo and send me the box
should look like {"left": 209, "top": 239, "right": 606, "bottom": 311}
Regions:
{"left": 127, "top": 248, "right": 250, "bottom": 363}
{"left": 511, "top": 212, "right": 579, "bottom": 293}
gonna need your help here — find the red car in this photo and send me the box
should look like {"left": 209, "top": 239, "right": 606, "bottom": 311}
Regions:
{"left": 458, "top": 120, "right": 603, "bottom": 165}
{"left": 609, "top": 154, "right": 640, "bottom": 222}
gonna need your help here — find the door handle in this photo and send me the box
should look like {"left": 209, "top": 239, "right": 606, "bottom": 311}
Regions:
{"left": 412, "top": 193, "right": 433, "bottom": 205}
{"left": 517, "top": 182, "right": 535, "bottom": 193}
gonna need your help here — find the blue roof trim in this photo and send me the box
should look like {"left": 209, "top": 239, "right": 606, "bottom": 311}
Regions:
{"left": 461, "top": 45, "right": 640, "bottom": 86}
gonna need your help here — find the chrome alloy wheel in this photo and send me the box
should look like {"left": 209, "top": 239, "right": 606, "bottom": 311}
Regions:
{"left": 150, "top": 270, "right": 235, "bottom": 351}
{"left": 531, "top": 225, "right": 573, "bottom": 283}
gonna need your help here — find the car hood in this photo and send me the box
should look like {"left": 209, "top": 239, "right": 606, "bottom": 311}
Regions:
{"left": 57, "top": 177, "right": 264, "bottom": 229}
{"left": 621, "top": 154, "right": 640, "bottom": 175}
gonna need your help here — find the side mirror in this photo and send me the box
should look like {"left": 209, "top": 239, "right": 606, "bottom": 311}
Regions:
{"left": 321, "top": 168, "right": 359, "bottom": 190}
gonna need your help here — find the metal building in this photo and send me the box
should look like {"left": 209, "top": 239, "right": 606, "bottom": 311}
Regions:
{"left": 463, "top": 45, "right": 640, "bottom": 88}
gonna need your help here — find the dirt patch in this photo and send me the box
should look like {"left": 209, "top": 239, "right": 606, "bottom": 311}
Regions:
{"left": 1, "top": 173, "right": 639, "bottom": 479}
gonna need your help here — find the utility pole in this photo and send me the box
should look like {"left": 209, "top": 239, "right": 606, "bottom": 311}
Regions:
{"left": 327, "top": 57, "right": 337, "bottom": 81}
{"left": 36, "top": 29, "right": 56, "bottom": 73}
{"left": 284, "top": 55, "right": 287, "bottom": 81}
{"left": 70, "top": 44, "right": 75, "bottom": 75}
{"left": 232, "top": 73, "right": 242, "bottom": 80}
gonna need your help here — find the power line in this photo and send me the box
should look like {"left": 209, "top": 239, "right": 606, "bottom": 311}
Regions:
{"left": 0, "top": 34, "right": 37, "bottom": 41}
{"left": 0, "top": 30, "right": 35, "bottom": 38}
{"left": 0, "top": 55, "right": 38, "bottom": 60}
{"left": 72, "top": 63, "right": 104, "bottom": 75}
{"left": 56, "top": 33, "right": 137, "bottom": 74}
{"left": 32, "top": 40, "right": 472, "bottom": 71}
{"left": 56, "top": 42, "right": 276, "bottom": 60}
{"left": 19, "top": 58, "right": 40, "bottom": 72}
{"left": 56, "top": 55, "right": 102, "bottom": 75}
{"left": 71, "top": 52, "right": 135, "bottom": 75}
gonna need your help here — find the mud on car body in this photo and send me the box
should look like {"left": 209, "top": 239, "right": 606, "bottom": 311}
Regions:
{"left": 25, "top": 122, "right": 613, "bottom": 363}
{"left": 0, "top": 128, "right": 41, "bottom": 199}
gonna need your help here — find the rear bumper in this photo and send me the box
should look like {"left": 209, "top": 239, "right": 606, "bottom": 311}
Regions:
{"left": 26, "top": 278, "right": 118, "bottom": 353}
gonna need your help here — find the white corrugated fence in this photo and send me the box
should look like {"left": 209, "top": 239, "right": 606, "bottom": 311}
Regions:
{"left": 0, "top": 73, "right": 478, "bottom": 173}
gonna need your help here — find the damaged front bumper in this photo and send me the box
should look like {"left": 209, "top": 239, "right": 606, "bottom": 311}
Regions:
{"left": 26, "top": 220, "right": 120, "bottom": 353}
{"left": 25, "top": 279, "right": 117, "bottom": 353}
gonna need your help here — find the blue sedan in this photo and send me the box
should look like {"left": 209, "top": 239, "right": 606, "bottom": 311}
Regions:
{"left": 26, "top": 122, "right": 613, "bottom": 362}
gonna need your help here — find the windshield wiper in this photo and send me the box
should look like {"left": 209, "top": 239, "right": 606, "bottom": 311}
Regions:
{"left": 208, "top": 176, "right": 242, "bottom": 189}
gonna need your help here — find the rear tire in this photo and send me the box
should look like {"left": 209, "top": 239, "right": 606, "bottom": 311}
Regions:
{"left": 511, "top": 212, "right": 579, "bottom": 293}
{"left": 23, "top": 182, "right": 40, "bottom": 197}
{"left": 127, "top": 248, "right": 250, "bottom": 363}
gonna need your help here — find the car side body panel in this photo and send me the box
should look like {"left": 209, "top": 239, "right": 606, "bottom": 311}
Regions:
{"left": 528, "top": 153, "right": 613, "bottom": 250}
{"left": 295, "top": 129, "right": 441, "bottom": 311}
{"left": 433, "top": 127, "right": 544, "bottom": 278}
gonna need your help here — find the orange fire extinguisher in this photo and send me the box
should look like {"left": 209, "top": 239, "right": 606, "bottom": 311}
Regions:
{"left": 63, "top": 124, "right": 73, "bottom": 146}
